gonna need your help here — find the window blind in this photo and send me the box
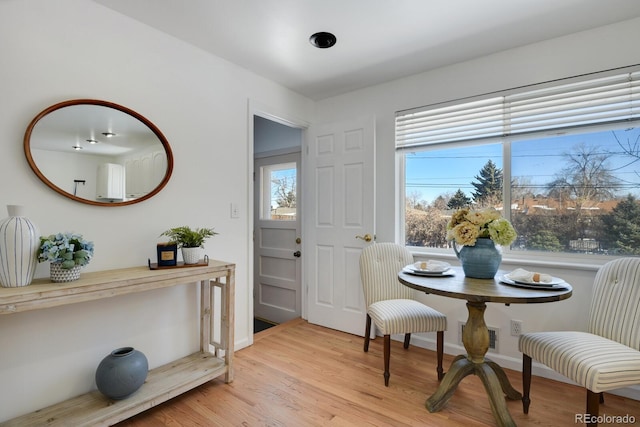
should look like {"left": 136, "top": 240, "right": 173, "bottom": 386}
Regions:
{"left": 396, "top": 69, "right": 640, "bottom": 150}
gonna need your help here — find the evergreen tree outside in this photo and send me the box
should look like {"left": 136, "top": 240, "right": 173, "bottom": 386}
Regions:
{"left": 447, "top": 189, "right": 471, "bottom": 209}
{"left": 600, "top": 194, "right": 640, "bottom": 254}
{"left": 527, "top": 230, "right": 564, "bottom": 252}
{"left": 471, "top": 160, "right": 503, "bottom": 207}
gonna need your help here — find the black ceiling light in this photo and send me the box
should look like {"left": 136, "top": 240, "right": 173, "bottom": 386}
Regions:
{"left": 309, "top": 32, "right": 337, "bottom": 49}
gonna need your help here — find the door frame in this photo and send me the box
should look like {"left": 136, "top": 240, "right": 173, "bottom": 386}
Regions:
{"left": 248, "top": 100, "right": 309, "bottom": 344}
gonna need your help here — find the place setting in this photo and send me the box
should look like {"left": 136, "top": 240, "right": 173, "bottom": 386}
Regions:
{"left": 402, "top": 260, "right": 455, "bottom": 277}
{"left": 499, "top": 268, "right": 569, "bottom": 290}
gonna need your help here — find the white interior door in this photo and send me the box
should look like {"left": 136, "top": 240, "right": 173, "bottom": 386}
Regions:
{"left": 254, "top": 152, "right": 302, "bottom": 324}
{"left": 305, "top": 116, "right": 375, "bottom": 336}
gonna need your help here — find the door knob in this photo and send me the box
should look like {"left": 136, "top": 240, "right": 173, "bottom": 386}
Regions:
{"left": 355, "top": 234, "right": 373, "bottom": 242}
{"left": 293, "top": 251, "right": 301, "bottom": 257}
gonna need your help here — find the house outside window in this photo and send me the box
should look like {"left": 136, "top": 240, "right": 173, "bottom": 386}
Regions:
{"left": 397, "top": 68, "right": 640, "bottom": 257}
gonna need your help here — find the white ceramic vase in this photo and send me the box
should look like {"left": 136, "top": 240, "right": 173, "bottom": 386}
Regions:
{"left": 0, "top": 205, "right": 40, "bottom": 287}
{"left": 181, "top": 247, "right": 202, "bottom": 264}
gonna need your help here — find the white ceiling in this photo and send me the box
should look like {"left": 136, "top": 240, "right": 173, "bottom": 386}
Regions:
{"left": 93, "top": 0, "right": 640, "bottom": 100}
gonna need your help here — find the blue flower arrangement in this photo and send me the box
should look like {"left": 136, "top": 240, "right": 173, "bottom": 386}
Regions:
{"left": 37, "top": 232, "right": 94, "bottom": 269}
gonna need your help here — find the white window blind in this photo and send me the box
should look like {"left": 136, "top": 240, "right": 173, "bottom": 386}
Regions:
{"left": 396, "top": 69, "right": 640, "bottom": 150}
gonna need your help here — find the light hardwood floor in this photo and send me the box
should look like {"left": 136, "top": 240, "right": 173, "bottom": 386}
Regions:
{"left": 118, "top": 318, "right": 639, "bottom": 426}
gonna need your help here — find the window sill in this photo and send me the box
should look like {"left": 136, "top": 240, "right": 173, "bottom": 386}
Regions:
{"left": 409, "top": 247, "right": 611, "bottom": 273}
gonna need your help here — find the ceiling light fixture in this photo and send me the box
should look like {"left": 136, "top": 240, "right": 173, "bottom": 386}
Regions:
{"left": 101, "top": 132, "right": 116, "bottom": 137}
{"left": 72, "top": 144, "right": 83, "bottom": 150}
{"left": 309, "top": 32, "right": 337, "bottom": 49}
{"left": 86, "top": 139, "right": 98, "bottom": 144}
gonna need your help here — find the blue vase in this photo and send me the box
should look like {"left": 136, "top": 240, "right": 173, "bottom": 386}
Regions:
{"left": 454, "top": 238, "right": 502, "bottom": 279}
{"left": 95, "top": 347, "right": 148, "bottom": 400}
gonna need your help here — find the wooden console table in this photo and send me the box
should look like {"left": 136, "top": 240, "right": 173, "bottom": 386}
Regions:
{"left": 0, "top": 260, "right": 235, "bottom": 426}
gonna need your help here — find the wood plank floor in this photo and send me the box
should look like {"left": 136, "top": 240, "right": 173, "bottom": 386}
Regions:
{"left": 118, "top": 318, "right": 639, "bottom": 426}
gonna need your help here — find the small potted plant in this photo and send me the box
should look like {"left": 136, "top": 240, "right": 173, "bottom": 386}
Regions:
{"left": 160, "top": 226, "right": 218, "bottom": 264}
{"left": 37, "top": 232, "right": 94, "bottom": 282}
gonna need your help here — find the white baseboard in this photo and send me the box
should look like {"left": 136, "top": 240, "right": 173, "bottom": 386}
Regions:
{"left": 404, "top": 333, "right": 640, "bottom": 401}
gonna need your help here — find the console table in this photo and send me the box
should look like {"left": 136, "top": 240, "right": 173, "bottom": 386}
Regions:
{"left": 0, "top": 260, "right": 235, "bottom": 426}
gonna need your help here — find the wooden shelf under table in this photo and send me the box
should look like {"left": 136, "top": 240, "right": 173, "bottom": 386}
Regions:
{"left": 1, "top": 352, "right": 226, "bottom": 427}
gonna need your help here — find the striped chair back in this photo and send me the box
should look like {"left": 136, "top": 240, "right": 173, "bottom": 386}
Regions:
{"left": 588, "top": 257, "right": 640, "bottom": 350}
{"left": 360, "top": 243, "right": 414, "bottom": 307}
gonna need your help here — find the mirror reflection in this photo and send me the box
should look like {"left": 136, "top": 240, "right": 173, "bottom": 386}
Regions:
{"left": 24, "top": 100, "right": 173, "bottom": 206}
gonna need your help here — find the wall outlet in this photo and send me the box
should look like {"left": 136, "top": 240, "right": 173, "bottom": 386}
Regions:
{"left": 511, "top": 320, "right": 523, "bottom": 336}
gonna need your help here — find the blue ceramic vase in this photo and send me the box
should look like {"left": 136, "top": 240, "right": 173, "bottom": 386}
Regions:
{"left": 454, "top": 238, "right": 502, "bottom": 279}
{"left": 95, "top": 347, "right": 148, "bottom": 400}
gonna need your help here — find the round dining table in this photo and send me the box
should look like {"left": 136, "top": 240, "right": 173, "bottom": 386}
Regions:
{"left": 398, "top": 266, "right": 572, "bottom": 427}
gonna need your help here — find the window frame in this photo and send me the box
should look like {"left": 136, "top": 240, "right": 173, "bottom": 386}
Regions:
{"left": 396, "top": 66, "right": 640, "bottom": 266}
{"left": 259, "top": 161, "right": 297, "bottom": 221}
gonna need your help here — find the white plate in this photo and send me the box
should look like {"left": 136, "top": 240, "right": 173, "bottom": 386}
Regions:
{"left": 403, "top": 266, "right": 455, "bottom": 277}
{"left": 500, "top": 276, "right": 568, "bottom": 290}
{"left": 409, "top": 261, "right": 451, "bottom": 273}
{"left": 503, "top": 274, "right": 566, "bottom": 286}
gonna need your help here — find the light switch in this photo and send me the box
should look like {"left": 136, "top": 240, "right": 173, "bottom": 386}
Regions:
{"left": 230, "top": 203, "right": 240, "bottom": 219}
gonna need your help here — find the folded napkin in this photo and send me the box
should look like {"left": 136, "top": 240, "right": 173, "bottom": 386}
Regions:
{"left": 506, "top": 268, "right": 552, "bottom": 283}
{"left": 413, "top": 260, "right": 449, "bottom": 272}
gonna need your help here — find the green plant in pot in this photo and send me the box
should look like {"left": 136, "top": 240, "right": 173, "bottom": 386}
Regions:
{"left": 160, "top": 226, "right": 218, "bottom": 264}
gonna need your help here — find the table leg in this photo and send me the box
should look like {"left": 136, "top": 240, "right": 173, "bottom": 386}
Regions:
{"left": 424, "top": 301, "right": 520, "bottom": 427}
{"left": 426, "top": 356, "right": 475, "bottom": 412}
{"left": 485, "top": 359, "right": 522, "bottom": 400}
{"left": 476, "top": 362, "right": 517, "bottom": 427}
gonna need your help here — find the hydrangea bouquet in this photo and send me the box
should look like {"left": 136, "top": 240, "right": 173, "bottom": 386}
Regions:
{"left": 446, "top": 207, "right": 517, "bottom": 247}
{"left": 37, "top": 232, "right": 94, "bottom": 269}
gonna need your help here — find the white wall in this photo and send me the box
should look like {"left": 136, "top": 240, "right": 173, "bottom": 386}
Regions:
{"left": 2, "top": 1, "right": 639, "bottom": 420}
{"left": 0, "top": 0, "right": 313, "bottom": 421}
{"left": 314, "top": 17, "right": 640, "bottom": 396}
{"left": 254, "top": 115, "right": 302, "bottom": 155}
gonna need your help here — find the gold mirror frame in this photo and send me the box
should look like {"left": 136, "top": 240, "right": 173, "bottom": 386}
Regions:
{"left": 24, "top": 99, "right": 174, "bottom": 207}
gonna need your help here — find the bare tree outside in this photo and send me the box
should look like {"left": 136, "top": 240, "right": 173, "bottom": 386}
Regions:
{"left": 548, "top": 143, "right": 621, "bottom": 211}
{"left": 272, "top": 175, "right": 296, "bottom": 208}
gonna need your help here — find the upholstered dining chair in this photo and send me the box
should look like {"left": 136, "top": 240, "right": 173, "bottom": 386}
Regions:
{"left": 359, "top": 242, "right": 447, "bottom": 386}
{"left": 519, "top": 257, "right": 640, "bottom": 426}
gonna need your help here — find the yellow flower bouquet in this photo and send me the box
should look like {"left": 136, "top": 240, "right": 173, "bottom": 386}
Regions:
{"left": 446, "top": 207, "right": 517, "bottom": 247}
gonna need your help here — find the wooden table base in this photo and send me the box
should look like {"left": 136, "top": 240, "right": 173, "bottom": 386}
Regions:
{"left": 425, "top": 301, "right": 522, "bottom": 427}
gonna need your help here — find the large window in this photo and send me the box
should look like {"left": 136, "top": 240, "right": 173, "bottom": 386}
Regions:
{"left": 397, "top": 68, "right": 640, "bottom": 256}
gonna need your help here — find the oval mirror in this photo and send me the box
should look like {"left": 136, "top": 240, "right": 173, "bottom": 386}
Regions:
{"left": 24, "top": 99, "right": 173, "bottom": 207}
